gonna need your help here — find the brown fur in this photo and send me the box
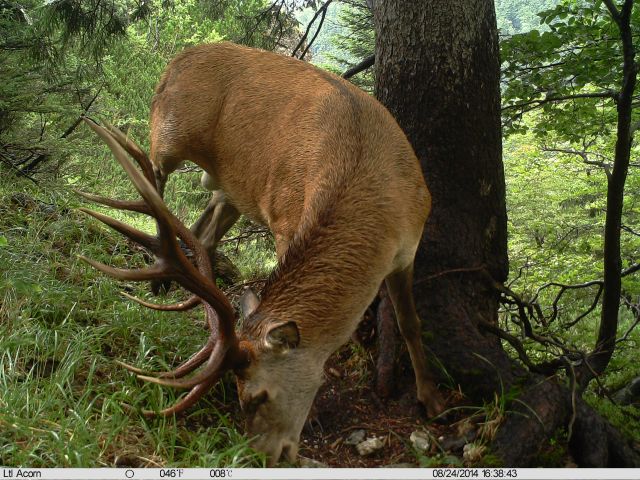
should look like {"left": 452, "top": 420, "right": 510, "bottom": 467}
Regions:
{"left": 148, "top": 42, "right": 442, "bottom": 465}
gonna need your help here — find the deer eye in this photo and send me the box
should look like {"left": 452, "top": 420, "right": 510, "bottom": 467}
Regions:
{"left": 244, "top": 391, "right": 268, "bottom": 415}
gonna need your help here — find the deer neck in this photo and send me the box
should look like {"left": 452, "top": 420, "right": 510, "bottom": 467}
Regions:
{"left": 253, "top": 189, "right": 392, "bottom": 357}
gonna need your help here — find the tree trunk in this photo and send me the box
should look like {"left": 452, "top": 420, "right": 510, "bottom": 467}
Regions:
{"left": 373, "top": 0, "right": 639, "bottom": 466}
{"left": 578, "top": 0, "right": 637, "bottom": 388}
{"left": 374, "top": 0, "right": 509, "bottom": 400}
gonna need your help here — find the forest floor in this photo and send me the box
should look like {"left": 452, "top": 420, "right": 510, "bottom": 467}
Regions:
{"left": 205, "top": 286, "right": 467, "bottom": 467}
{"left": 298, "top": 345, "right": 453, "bottom": 467}
{"left": 3, "top": 187, "right": 635, "bottom": 468}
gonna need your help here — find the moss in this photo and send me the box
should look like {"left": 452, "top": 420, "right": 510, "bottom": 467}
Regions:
{"left": 480, "top": 452, "right": 504, "bottom": 467}
{"left": 533, "top": 431, "right": 568, "bottom": 467}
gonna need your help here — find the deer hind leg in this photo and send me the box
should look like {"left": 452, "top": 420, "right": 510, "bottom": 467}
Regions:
{"left": 385, "top": 263, "right": 445, "bottom": 418}
{"left": 151, "top": 172, "right": 240, "bottom": 294}
{"left": 191, "top": 190, "right": 240, "bottom": 255}
{"left": 192, "top": 173, "right": 241, "bottom": 271}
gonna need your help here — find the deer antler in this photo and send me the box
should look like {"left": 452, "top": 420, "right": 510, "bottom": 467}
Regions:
{"left": 79, "top": 118, "right": 203, "bottom": 312}
{"left": 120, "top": 291, "right": 201, "bottom": 311}
{"left": 79, "top": 118, "right": 247, "bottom": 415}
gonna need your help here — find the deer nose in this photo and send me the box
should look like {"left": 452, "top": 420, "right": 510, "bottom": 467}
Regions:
{"left": 262, "top": 441, "right": 283, "bottom": 467}
{"left": 254, "top": 436, "right": 298, "bottom": 466}
{"left": 280, "top": 440, "right": 298, "bottom": 463}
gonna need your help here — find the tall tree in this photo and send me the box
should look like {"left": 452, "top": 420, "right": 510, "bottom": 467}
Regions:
{"left": 374, "top": 0, "right": 509, "bottom": 402}
{"left": 373, "top": 0, "right": 639, "bottom": 466}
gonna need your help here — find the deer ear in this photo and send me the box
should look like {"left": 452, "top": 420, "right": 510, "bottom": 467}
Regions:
{"left": 265, "top": 321, "right": 300, "bottom": 351}
{"left": 240, "top": 287, "right": 260, "bottom": 319}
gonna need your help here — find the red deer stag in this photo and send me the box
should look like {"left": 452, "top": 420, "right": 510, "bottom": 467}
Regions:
{"left": 79, "top": 42, "right": 444, "bottom": 466}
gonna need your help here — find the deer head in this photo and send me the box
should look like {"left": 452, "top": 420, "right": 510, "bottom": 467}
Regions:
{"left": 79, "top": 118, "right": 325, "bottom": 465}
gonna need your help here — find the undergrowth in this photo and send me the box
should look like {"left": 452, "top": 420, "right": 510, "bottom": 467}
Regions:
{"left": 0, "top": 173, "right": 267, "bottom": 467}
{"left": 0, "top": 154, "right": 638, "bottom": 467}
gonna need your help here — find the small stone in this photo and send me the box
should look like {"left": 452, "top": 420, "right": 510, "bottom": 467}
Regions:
{"left": 329, "top": 437, "right": 343, "bottom": 449}
{"left": 299, "top": 457, "right": 328, "bottom": 468}
{"left": 457, "top": 419, "right": 476, "bottom": 437}
{"left": 440, "top": 435, "right": 467, "bottom": 452}
{"left": 356, "top": 437, "right": 384, "bottom": 456}
{"left": 345, "top": 429, "right": 366, "bottom": 445}
{"left": 462, "top": 443, "right": 486, "bottom": 464}
{"left": 410, "top": 430, "right": 430, "bottom": 452}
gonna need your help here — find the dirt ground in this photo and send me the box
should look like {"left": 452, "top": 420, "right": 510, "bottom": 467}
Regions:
{"left": 298, "top": 344, "right": 453, "bottom": 467}
{"left": 292, "top": 308, "right": 466, "bottom": 468}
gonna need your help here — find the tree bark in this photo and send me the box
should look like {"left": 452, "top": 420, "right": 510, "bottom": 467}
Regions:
{"left": 373, "top": 0, "right": 639, "bottom": 466}
{"left": 374, "top": 0, "right": 510, "bottom": 400}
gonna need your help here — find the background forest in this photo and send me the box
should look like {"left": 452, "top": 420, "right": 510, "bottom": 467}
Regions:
{"left": 0, "top": 0, "right": 638, "bottom": 468}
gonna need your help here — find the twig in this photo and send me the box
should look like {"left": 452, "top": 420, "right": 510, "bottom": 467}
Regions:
{"left": 0, "top": 151, "right": 38, "bottom": 184}
{"left": 621, "top": 224, "right": 640, "bottom": 237}
{"left": 342, "top": 54, "right": 375, "bottom": 79}
{"left": 61, "top": 83, "right": 104, "bottom": 140}
{"left": 502, "top": 91, "right": 617, "bottom": 112}
{"left": 542, "top": 146, "right": 612, "bottom": 178}
{"left": 291, "top": 0, "right": 332, "bottom": 59}
{"left": 415, "top": 265, "right": 487, "bottom": 285}
{"left": 219, "top": 227, "right": 270, "bottom": 245}
{"left": 478, "top": 320, "right": 555, "bottom": 375}
{"left": 616, "top": 297, "right": 640, "bottom": 343}
{"left": 564, "top": 283, "right": 603, "bottom": 328}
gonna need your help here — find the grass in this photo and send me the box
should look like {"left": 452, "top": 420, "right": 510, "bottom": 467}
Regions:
{"left": 1, "top": 153, "right": 638, "bottom": 467}
{"left": 0, "top": 173, "right": 266, "bottom": 467}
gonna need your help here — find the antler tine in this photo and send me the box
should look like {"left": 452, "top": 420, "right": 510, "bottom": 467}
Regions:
{"left": 82, "top": 119, "right": 174, "bottom": 236}
{"left": 120, "top": 291, "right": 201, "bottom": 312}
{"left": 115, "top": 303, "right": 219, "bottom": 385}
{"left": 75, "top": 189, "right": 151, "bottom": 215}
{"left": 79, "top": 256, "right": 170, "bottom": 282}
{"left": 114, "top": 338, "right": 213, "bottom": 379}
{"left": 83, "top": 118, "right": 228, "bottom": 315}
{"left": 79, "top": 208, "right": 158, "bottom": 251}
{"left": 142, "top": 373, "right": 221, "bottom": 418}
{"left": 138, "top": 319, "right": 229, "bottom": 389}
{"left": 99, "top": 119, "right": 156, "bottom": 185}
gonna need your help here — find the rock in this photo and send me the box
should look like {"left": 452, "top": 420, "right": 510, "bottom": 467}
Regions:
{"left": 410, "top": 430, "right": 430, "bottom": 452}
{"left": 299, "top": 457, "right": 328, "bottom": 468}
{"left": 440, "top": 435, "right": 467, "bottom": 452}
{"left": 345, "top": 429, "right": 366, "bottom": 445}
{"left": 440, "top": 427, "right": 478, "bottom": 452}
{"left": 356, "top": 437, "right": 384, "bottom": 456}
{"left": 613, "top": 376, "right": 640, "bottom": 406}
{"left": 462, "top": 443, "right": 486, "bottom": 464}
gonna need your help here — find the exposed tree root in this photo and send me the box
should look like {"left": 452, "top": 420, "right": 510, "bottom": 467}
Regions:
{"left": 415, "top": 277, "right": 639, "bottom": 467}
{"left": 491, "top": 378, "right": 640, "bottom": 466}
